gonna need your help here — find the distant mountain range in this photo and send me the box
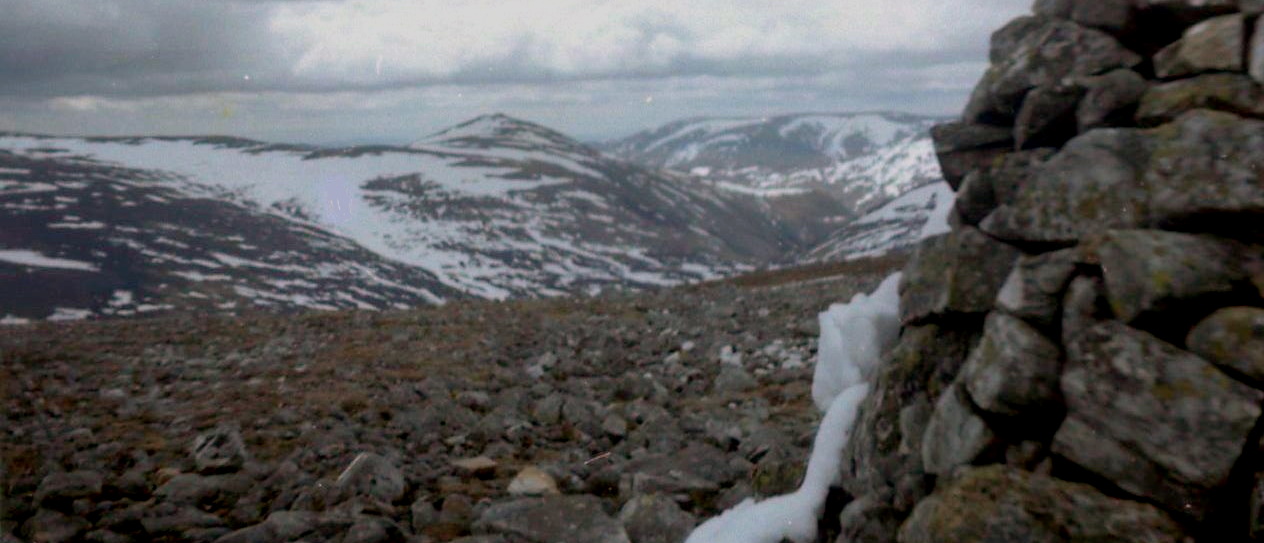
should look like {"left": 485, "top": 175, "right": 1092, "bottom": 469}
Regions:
{"left": 0, "top": 112, "right": 951, "bottom": 322}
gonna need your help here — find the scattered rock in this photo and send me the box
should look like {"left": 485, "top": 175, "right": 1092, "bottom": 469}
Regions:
{"left": 213, "top": 510, "right": 319, "bottom": 543}
{"left": 837, "top": 494, "right": 901, "bottom": 543}
{"left": 601, "top": 413, "right": 629, "bottom": 438}
{"left": 618, "top": 493, "right": 697, "bottom": 543}
{"left": 712, "top": 364, "right": 757, "bottom": 394}
{"left": 34, "top": 471, "right": 103, "bottom": 509}
{"left": 451, "top": 456, "right": 499, "bottom": 479}
{"left": 473, "top": 495, "right": 631, "bottom": 543}
{"left": 20, "top": 508, "right": 91, "bottom": 543}
{"left": 192, "top": 425, "right": 249, "bottom": 474}
{"left": 1055, "top": 321, "right": 1264, "bottom": 519}
{"left": 332, "top": 453, "right": 406, "bottom": 504}
{"left": 507, "top": 466, "right": 560, "bottom": 497}
{"left": 898, "top": 465, "right": 1186, "bottom": 543}
{"left": 1186, "top": 307, "right": 1264, "bottom": 385}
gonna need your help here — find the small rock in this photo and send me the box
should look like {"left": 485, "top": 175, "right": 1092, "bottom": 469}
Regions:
{"left": 995, "top": 248, "right": 1078, "bottom": 329}
{"left": 473, "top": 495, "right": 630, "bottom": 543}
{"left": 1136, "top": 73, "right": 1264, "bottom": 126}
{"left": 333, "top": 453, "right": 406, "bottom": 504}
{"left": 618, "top": 493, "right": 697, "bottom": 543}
{"left": 711, "top": 365, "right": 757, "bottom": 394}
{"left": 411, "top": 496, "right": 440, "bottom": 533}
{"left": 1014, "top": 84, "right": 1085, "bottom": 149}
{"left": 213, "top": 510, "right": 319, "bottom": 543}
{"left": 343, "top": 517, "right": 407, "bottom": 543}
{"left": 1077, "top": 68, "right": 1149, "bottom": 131}
{"left": 440, "top": 494, "right": 475, "bottom": 526}
{"left": 601, "top": 413, "right": 629, "bottom": 438}
{"left": 507, "top": 466, "right": 559, "bottom": 497}
{"left": 451, "top": 456, "right": 499, "bottom": 479}
{"left": 1252, "top": 16, "right": 1264, "bottom": 83}
{"left": 35, "top": 470, "right": 103, "bottom": 508}
{"left": 837, "top": 495, "right": 900, "bottom": 543}
{"left": 21, "top": 508, "right": 90, "bottom": 543}
{"left": 192, "top": 425, "right": 249, "bottom": 474}
{"left": 929, "top": 122, "right": 1013, "bottom": 189}
{"left": 139, "top": 503, "right": 226, "bottom": 538}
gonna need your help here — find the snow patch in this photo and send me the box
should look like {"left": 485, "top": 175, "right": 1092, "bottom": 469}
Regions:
{"left": 0, "top": 249, "right": 99, "bottom": 271}
{"left": 686, "top": 272, "right": 902, "bottom": 543}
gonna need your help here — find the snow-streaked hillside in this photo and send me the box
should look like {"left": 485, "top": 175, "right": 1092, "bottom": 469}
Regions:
{"left": 0, "top": 115, "right": 802, "bottom": 322}
{"left": 803, "top": 182, "right": 955, "bottom": 262}
{"left": 602, "top": 112, "right": 945, "bottom": 211}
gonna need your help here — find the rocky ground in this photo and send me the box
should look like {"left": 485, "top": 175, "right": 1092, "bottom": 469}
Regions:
{"left": 0, "top": 254, "right": 906, "bottom": 543}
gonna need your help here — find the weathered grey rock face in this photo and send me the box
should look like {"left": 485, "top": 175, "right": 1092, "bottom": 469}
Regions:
{"left": 954, "top": 149, "right": 1054, "bottom": 226}
{"left": 1056, "top": 321, "right": 1263, "bottom": 518}
{"left": 1153, "top": 13, "right": 1245, "bottom": 78}
{"left": 1136, "top": 0, "right": 1239, "bottom": 24}
{"left": 473, "top": 495, "right": 630, "bottom": 543}
{"left": 981, "top": 128, "right": 1152, "bottom": 244}
{"left": 1187, "top": 306, "right": 1264, "bottom": 385}
{"left": 841, "top": 323, "right": 981, "bottom": 500}
{"left": 1090, "top": 229, "right": 1249, "bottom": 323}
{"left": 920, "top": 384, "right": 999, "bottom": 475}
{"left": 899, "top": 228, "right": 1018, "bottom": 324}
{"left": 965, "top": 17, "right": 1142, "bottom": 125}
{"left": 961, "top": 313, "right": 1062, "bottom": 420}
{"left": 1078, "top": 68, "right": 1150, "bottom": 131}
{"left": 1014, "top": 85, "right": 1086, "bottom": 149}
{"left": 34, "top": 471, "right": 103, "bottom": 508}
{"left": 897, "top": 466, "right": 1185, "bottom": 543}
{"left": 983, "top": 110, "right": 1264, "bottom": 244}
{"left": 929, "top": 122, "right": 1014, "bottom": 188}
{"left": 838, "top": 495, "right": 902, "bottom": 543}
{"left": 1136, "top": 73, "right": 1264, "bottom": 126}
{"left": 995, "top": 249, "right": 1079, "bottom": 329}
{"left": 1034, "top": 0, "right": 1136, "bottom": 34}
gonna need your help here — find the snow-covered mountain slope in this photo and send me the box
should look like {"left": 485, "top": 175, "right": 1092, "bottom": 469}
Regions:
{"left": 0, "top": 115, "right": 801, "bottom": 322}
{"left": 803, "top": 182, "right": 955, "bottom": 262}
{"left": 601, "top": 112, "right": 946, "bottom": 212}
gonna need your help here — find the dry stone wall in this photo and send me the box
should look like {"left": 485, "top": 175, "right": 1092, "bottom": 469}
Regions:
{"left": 834, "top": 1, "right": 1264, "bottom": 541}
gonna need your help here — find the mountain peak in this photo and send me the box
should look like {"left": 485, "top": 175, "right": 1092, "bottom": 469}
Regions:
{"left": 416, "top": 113, "right": 584, "bottom": 153}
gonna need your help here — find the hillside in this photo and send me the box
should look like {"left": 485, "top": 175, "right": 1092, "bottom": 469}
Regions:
{"left": 0, "top": 115, "right": 808, "bottom": 322}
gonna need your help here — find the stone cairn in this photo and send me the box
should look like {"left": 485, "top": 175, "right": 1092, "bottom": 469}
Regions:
{"left": 829, "top": 1, "right": 1264, "bottom": 541}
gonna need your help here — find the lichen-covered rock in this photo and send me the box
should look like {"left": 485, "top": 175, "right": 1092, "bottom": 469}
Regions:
{"left": 1090, "top": 230, "right": 1249, "bottom": 323}
{"left": 1015, "top": 84, "right": 1086, "bottom": 149}
{"left": 954, "top": 149, "right": 1054, "bottom": 226}
{"left": 1135, "top": 0, "right": 1238, "bottom": 24}
{"left": 1153, "top": 14, "right": 1245, "bottom": 78}
{"left": 995, "top": 248, "right": 1079, "bottom": 329}
{"left": 961, "top": 313, "right": 1063, "bottom": 421}
{"left": 965, "top": 17, "right": 1141, "bottom": 125}
{"left": 1136, "top": 73, "right": 1264, "bottom": 126}
{"left": 473, "top": 495, "right": 631, "bottom": 543}
{"left": 1077, "top": 68, "right": 1149, "bottom": 131}
{"left": 897, "top": 465, "right": 1186, "bottom": 543}
{"left": 984, "top": 110, "right": 1264, "bottom": 244}
{"left": 981, "top": 128, "right": 1151, "bottom": 244}
{"left": 618, "top": 493, "right": 697, "bottom": 543}
{"left": 331, "top": 453, "right": 405, "bottom": 505}
{"left": 1055, "top": 321, "right": 1264, "bottom": 519}
{"left": 900, "top": 228, "right": 1018, "bottom": 324}
{"left": 929, "top": 122, "right": 1013, "bottom": 189}
{"left": 1186, "top": 306, "right": 1264, "bottom": 386}
{"left": 921, "top": 384, "right": 999, "bottom": 475}
{"left": 841, "top": 323, "right": 981, "bottom": 501}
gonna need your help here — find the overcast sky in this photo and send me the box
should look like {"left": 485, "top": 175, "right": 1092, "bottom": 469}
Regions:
{"left": 0, "top": 0, "right": 1028, "bottom": 144}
